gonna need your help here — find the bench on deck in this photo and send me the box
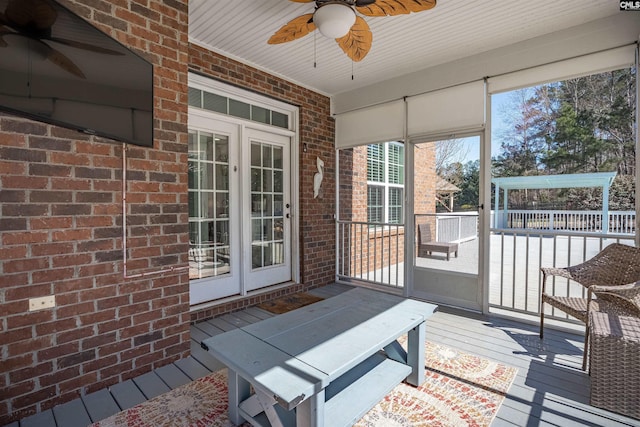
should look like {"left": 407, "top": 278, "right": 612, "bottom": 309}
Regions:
{"left": 202, "top": 287, "right": 437, "bottom": 427}
{"left": 418, "top": 223, "right": 458, "bottom": 261}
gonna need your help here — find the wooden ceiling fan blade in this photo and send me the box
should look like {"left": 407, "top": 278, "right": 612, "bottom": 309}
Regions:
{"left": 48, "top": 37, "right": 124, "bottom": 55}
{"left": 357, "top": 0, "right": 436, "bottom": 16}
{"left": 336, "top": 16, "right": 372, "bottom": 62}
{"left": 42, "top": 41, "right": 86, "bottom": 78}
{"left": 268, "top": 13, "right": 316, "bottom": 44}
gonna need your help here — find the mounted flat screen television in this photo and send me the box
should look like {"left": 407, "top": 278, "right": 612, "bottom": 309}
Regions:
{"left": 0, "top": 0, "right": 153, "bottom": 147}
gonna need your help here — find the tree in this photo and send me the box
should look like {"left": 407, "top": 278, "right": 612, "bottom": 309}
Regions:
{"left": 492, "top": 68, "right": 635, "bottom": 211}
{"left": 456, "top": 160, "right": 480, "bottom": 210}
{"left": 494, "top": 88, "right": 548, "bottom": 177}
{"left": 435, "top": 138, "right": 469, "bottom": 184}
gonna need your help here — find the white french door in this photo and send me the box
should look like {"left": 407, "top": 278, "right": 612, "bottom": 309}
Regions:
{"left": 243, "top": 129, "right": 292, "bottom": 291}
{"left": 188, "top": 111, "right": 293, "bottom": 304}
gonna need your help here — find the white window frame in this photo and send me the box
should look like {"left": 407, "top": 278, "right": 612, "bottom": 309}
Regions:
{"left": 367, "top": 141, "right": 404, "bottom": 225}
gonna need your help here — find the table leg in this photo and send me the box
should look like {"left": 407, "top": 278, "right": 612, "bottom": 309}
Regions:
{"left": 295, "top": 389, "right": 325, "bottom": 427}
{"left": 406, "top": 322, "right": 425, "bottom": 386}
{"left": 227, "top": 369, "right": 251, "bottom": 425}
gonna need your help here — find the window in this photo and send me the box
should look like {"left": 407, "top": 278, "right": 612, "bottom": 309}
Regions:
{"left": 189, "top": 87, "right": 290, "bottom": 130}
{"left": 367, "top": 142, "right": 404, "bottom": 224}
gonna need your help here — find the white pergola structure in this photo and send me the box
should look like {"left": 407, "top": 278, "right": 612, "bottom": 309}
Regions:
{"left": 492, "top": 172, "right": 617, "bottom": 233}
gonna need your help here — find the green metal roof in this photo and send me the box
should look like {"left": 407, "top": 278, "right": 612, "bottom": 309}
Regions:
{"left": 491, "top": 172, "right": 616, "bottom": 190}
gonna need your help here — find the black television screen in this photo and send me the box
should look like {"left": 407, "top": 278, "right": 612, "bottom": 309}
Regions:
{"left": 0, "top": 0, "right": 153, "bottom": 147}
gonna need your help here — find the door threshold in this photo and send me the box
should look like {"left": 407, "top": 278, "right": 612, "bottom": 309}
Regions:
{"left": 189, "top": 281, "right": 298, "bottom": 313}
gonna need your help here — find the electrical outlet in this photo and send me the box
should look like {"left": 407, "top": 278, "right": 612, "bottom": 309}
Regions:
{"left": 29, "top": 296, "right": 55, "bottom": 311}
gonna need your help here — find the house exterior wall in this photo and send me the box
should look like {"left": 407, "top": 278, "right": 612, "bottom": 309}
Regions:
{"left": 0, "top": 2, "right": 335, "bottom": 425}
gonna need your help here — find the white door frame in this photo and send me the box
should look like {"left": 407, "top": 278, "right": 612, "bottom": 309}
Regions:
{"left": 405, "top": 131, "right": 488, "bottom": 312}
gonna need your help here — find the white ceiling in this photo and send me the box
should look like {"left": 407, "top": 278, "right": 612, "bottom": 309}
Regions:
{"left": 189, "top": 0, "right": 621, "bottom": 97}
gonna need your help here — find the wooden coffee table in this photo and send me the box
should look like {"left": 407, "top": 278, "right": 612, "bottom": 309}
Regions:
{"left": 202, "top": 287, "right": 437, "bottom": 427}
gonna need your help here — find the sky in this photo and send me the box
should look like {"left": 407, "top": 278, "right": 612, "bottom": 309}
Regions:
{"left": 455, "top": 91, "right": 510, "bottom": 163}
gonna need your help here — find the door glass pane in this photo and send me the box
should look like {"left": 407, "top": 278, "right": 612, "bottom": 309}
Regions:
{"left": 264, "top": 195, "right": 273, "bottom": 216}
{"left": 262, "top": 170, "right": 272, "bottom": 192}
{"left": 250, "top": 141, "right": 285, "bottom": 270}
{"left": 262, "top": 145, "right": 272, "bottom": 167}
{"left": 188, "top": 129, "right": 232, "bottom": 280}
{"left": 200, "top": 164, "right": 214, "bottom": 190}
{"left": 251, "top": 195, "right": 263, "bottom": 217}
{"left": 216, "top": 137, "right": 229, "bottom": 162}
{"left": 201, "top": 192, "right": 214, "bottom": 218}
{"left": 251, "top": 168, "right": 261, "bottom": 192}
{"left": 414, "top": 137, "right": 479, "bottom": 275}
{"left": 188, "top": 131, "right": 198, "bottom": 159}
{"left": 216, "top": 165, "right": 229, "bottom": 191}
{"left": 273, "top": 146, "right": 283, "bottom": 169}
{"left": 188, "top": 192, "right": 198, "bottom": 217}
{"left": 200, "top": 133, "right": 214, "bottom": 161}
{"left": 216, "top": 193, "right": 229, "bottom": 217}
{"left": 274, "top": 170, "right": 283, "bottom": 193}
{"left": 251, "top": 144, "right": 261, "bottom": 166}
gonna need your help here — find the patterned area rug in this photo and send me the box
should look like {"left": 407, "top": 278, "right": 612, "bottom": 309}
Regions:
{"left": 91, "top": 370, "right": 239, "bottom": 427}
{"left": 91, "top": 341, "right": 516, "bottom": 427}
{"left": 355, "top": 340, "right": 518, "bottom": 426}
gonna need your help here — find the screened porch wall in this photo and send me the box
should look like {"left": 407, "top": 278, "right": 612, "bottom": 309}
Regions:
{"left": 338, "top": 143, "right": 437, "bottom": 279}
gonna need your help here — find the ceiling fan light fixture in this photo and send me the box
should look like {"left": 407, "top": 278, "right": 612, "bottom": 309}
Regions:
{"left": 313, "top": 3, "right": 356, "bottom": 39}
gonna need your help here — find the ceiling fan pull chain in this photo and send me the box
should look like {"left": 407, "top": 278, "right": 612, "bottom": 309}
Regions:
{"left": 351, "top": 59, "right": 354, "bottom": 80}
{"left": 314, "top": 31, "right": 317, "bottom": 68}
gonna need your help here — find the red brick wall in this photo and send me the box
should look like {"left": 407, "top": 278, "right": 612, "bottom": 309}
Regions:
{"left": 188, "top": 44, "right": 336, "bottom": 289}
{"left": 0, "top": 1, "right": 190, "bottom": 424}
{"left": 415, "top": 141, "right": 438, "bottom": 242}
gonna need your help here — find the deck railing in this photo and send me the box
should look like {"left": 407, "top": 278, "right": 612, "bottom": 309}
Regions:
{"left": 496, "top": 210, "right": 636, "bottom": 234}
{"left": 338, "top": 210, "right": 637, "bottom": 326}
{"left": 337, "top": 221, "right": 404, "bottom": 288}
{"left": 488, "top": 229, "right": 637, "bottom": 322}
{"left": 430, "top": 213, "right": 478, "bottom": 243}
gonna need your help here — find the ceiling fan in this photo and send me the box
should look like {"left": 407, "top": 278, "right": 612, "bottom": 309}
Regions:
{"left": 268, "top": 0, "right": 437, "bottom": 62}
{"left": 0, "top": 0, "right": 123, "bottom": 79}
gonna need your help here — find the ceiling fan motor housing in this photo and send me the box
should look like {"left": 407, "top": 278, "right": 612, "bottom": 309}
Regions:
{"left": 313, "top": 2, "right": 356, "bottom": 39}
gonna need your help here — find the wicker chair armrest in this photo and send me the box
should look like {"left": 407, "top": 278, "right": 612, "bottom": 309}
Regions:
{"left": 593, "top": 284, "right": 640, "bottom": 302}
{"left": 593, "top": 290, "right": 640, "bottom": 316}
{"left": 540, "top": 266, "right": 570, "bottom": 277}
{"left": 540, "top": 266, "right": 573, "bottom": 295}
{"left": 590, "top": 282, "right": 640, "bottom": 294}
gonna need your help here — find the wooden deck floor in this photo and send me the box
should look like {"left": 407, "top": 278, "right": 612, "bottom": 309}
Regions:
{"left": 7, "top": 283, "right": 640, "bottom": 427}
